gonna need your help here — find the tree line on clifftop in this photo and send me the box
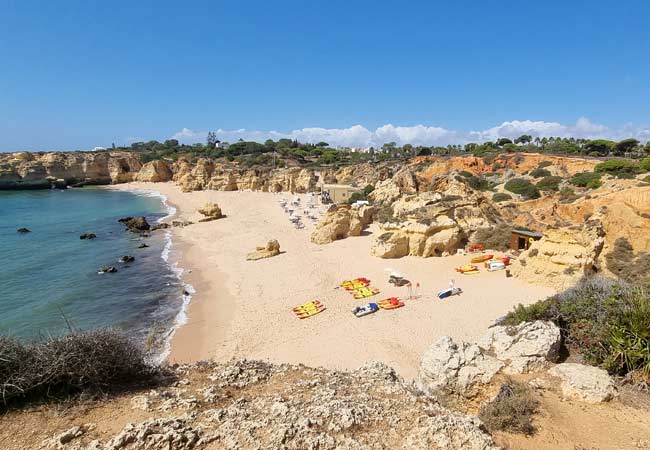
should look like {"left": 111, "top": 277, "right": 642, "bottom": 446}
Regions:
{"left": 105, "top": 134, "right": 650, "bottom": 168}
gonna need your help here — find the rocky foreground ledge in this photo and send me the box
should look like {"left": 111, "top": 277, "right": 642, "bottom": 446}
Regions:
{"left": 9, "top": 320, "right": 638, "bottom": 450}
{"left": 34, "top": 359, "right": 499, "bottom": 450}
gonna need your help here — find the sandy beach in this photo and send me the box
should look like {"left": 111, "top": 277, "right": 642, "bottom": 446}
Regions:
{"left": 114, "top": 182, "right": 555, "bottom": 378}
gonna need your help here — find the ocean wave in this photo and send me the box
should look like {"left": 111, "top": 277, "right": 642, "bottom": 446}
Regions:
{"left": 126, "top": 187, "right": 195, "bottom": 365}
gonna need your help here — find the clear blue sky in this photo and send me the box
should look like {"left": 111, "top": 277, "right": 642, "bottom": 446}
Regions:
{"left": 1, "top": 0, "right": 649, "bottom": 150}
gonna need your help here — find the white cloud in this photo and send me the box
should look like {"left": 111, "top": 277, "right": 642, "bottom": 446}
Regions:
{"left": 169, "top": 118, "right": 650, "bottom": 148}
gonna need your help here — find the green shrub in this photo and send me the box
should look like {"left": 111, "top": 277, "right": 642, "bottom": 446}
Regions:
{"left": 559, "top": 187, "right": 579, "bottom": 203}
{"left": 504, "top": 178, "right": 541, "bottom": 199}
{"left": 458, "top": 170, "right": 473, "bottom": 178}
{"left": 479, "top": 381, "right": 539, "bottom": 435}
{"left": 643, "top": 175, "right": 650, "bottom": 183}
{"left": 640, "top": 157, "right": 650, "bottom": 172}
{"left": 536, "top": 175, "right": 562, "bottom": 192}
{"left": 537, "top": 161, "right": 553, "bottom": 168}
{"left": 530, "top": 168, "right": 551, "bottom": 178}
{"left": 502, "top": 277, "right": 650, "bottom": 376}
{"left": 0, "top": 330, "right": 161, "bottom": 407}
{"left": 570, "top": 171, "right": 602, "bottom": 189}
{"left": 472, "top": 224, "right": 512, "bottom": 251}
{"left": 464, "top": 175, "right": 491, "bottom": 191}
{"left": 594, "top": 159, "right": 639, "bottom": 175}
{"left": 605, "top": 238, "right": 650, "bottom": 287}
{"left": 492, "top": 192, "right": 512, "bottom": 202}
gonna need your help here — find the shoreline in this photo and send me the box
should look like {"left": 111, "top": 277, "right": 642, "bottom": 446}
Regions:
{"left": 110, "top": 181, "right": 556, "bottom": 379}
{"left": 104, "top": 186, "right": 199, "bottom": 363}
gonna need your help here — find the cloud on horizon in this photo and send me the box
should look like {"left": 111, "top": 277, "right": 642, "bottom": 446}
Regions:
{"left": 170, "top": 118, "right": 650, "bottom": 148}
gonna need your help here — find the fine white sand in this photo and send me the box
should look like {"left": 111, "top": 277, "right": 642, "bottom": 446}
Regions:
{"left": 113, "top": 182, "right": 555, "bottom": 379}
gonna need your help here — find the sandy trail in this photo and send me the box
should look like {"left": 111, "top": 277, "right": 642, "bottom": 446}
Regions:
{"left": 113, "top": 182, "right": 555, "bottom": 379}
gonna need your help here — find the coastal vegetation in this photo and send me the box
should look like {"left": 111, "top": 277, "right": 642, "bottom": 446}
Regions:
{"left": 491, "top": 192, "right": 511, "bottom": 202}
{"left": 504, "top": 178, "right": 541, "bottom": 199}
{"left": 106, "top": 133, "right": 650, "bottom": 169}
{"left": 0, "top": 329, "right": 160, "bottom": 408}
{"left": 503, "top": 277, "right": 650, "bottom": 378}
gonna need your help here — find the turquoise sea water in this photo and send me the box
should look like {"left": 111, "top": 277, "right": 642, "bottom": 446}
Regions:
{"left": 0, "top": 187, "right": 184, "bottom": 353}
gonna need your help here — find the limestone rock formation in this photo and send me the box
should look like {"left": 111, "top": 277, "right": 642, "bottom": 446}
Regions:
{"left": 416, "top": 336, "right": 504, "bottom": 398}
{"left": 311, "top": 204, "right": 374, "bottom": 244}
{"left": 548, "top": 363, "right": 617, "bottom": 403}
{"left": 135, "top": 160, "right": 173, "bottom": 183}
{"left": 510, "top": 216, "right": 605, "bottom": 289}
{"left": 247, "top": 239, "right": 281, "bottom": 261}
{"left": 35, "top": 359, "right": 500, "bottom": 450}
{"left": 370, "top": 231, "right": 410, "bottom": 258}
{"left": 0, "top": 151, "right": 141, "bottom": 189}
{"left": 478, "top": 321, "right": 562, "bottom": 374}
{"left": 197, "top": 202, "right": 223, "bottom": 222}
{"left": 118, "top": 216, "right": 151, "bottom": 232}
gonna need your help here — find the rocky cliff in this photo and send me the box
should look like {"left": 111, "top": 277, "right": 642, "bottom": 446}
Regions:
{"left": 0, "top": 151, "right": 142, "bottom": 189}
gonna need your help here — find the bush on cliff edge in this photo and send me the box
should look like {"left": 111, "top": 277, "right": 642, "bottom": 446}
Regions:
{"left": 0, "top": 329, "right": 161, "bottom": 407}
{"left": 502, "top": 277, "right": 650, "bottom": 377}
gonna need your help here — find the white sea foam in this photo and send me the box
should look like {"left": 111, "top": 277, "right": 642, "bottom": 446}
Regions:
{"left": 126, "top": 187, "right": 194, "bottom": 365}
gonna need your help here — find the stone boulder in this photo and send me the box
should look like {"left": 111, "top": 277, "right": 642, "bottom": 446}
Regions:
{"left": 17, "top": 227, "right": 31, "bottom": 233}
{"left": 478, "top": 321, "right": 562, "bottom": 374}
{"left": 135, "top": 160, "right": 173, "bottom": 182}
{"left": 198, "top": 202, "right": 223, "bottom": 222}
{"left": 311, "top": 204, "right": 373, "bottom": 244}
{"left": 370, "top": 231, "right": 410, "bottom": 258}
{"left": 118, "top": 216, "right": 150, "bottom": 232}
{"left": 548, "top": 363, "right": 617, "bottom": 403}
{"left": 247, "top": 239, "right": 281, "bottom": 261}
{"left": 416, "top": 336, "right": 504, "bottom": 398}
{"left": 79, "top": 233, "right": 96, "bottom": 240}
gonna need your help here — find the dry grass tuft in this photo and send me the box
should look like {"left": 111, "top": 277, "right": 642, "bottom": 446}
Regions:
{"left": 479, "top": 380, "right": 539, "bottom": 435}
{"left": 0, "top": 329, "right": 163, "bottom": 408}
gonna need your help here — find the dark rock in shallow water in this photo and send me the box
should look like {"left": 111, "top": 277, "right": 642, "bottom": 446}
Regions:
{"left": 172, "top": 220, "right": 193, "bottom": 227}
{"left": 17, "top": 228, "right": 31, "bottom": 234}
{"left": 98, "top": 266, "right": 118, "bottom": 274}
{"left": 80, "top": 233, "right": 96, "bottom": 240}
{"left": 151, "top": 223, "right": 170, "bottom": 231}
{"left": 118, "top": 216, "right": 150, "bottom": 232}
{"left": 119, "top": 255, "right": 135, "bottom": 263}
{"left": 137, "top": 243, "right": 149, "bottom": 249}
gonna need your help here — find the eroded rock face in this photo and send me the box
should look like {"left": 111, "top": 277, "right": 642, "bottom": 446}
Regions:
{"left": 478, "top": 321, "right": 562, "bottom": 374}
{"left": 0, "top": 151, "right": 142, "bottom": 189}
{"left": 370, "top": 231, "right": 410, "bottom": 258}
{"left": 311, "top": 204, "right": 374, "bottom": 245}
{"left": 247, "top": 239, "right": 281, "bottom": 261}
{"left": 135, "top": 160, "right": 173, "bottom": 183}
{"left": 511, "top": 214, "right": 605, "bottom": 289}
{"left": 197, "top": 202, "right": 223, "bottom": 222}
{"left": 548, "top": 363, "right": 617, "bottom": 403}
{"left": 370, "top": 175, "right": 499, "bottom": 259}
{"left": 416, "top": 336, "right": 505, "bottom": 398}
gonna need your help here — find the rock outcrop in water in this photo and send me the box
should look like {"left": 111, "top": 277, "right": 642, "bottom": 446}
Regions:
{"left": 118, "top": 217, "right": 151, "bottom": 232}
